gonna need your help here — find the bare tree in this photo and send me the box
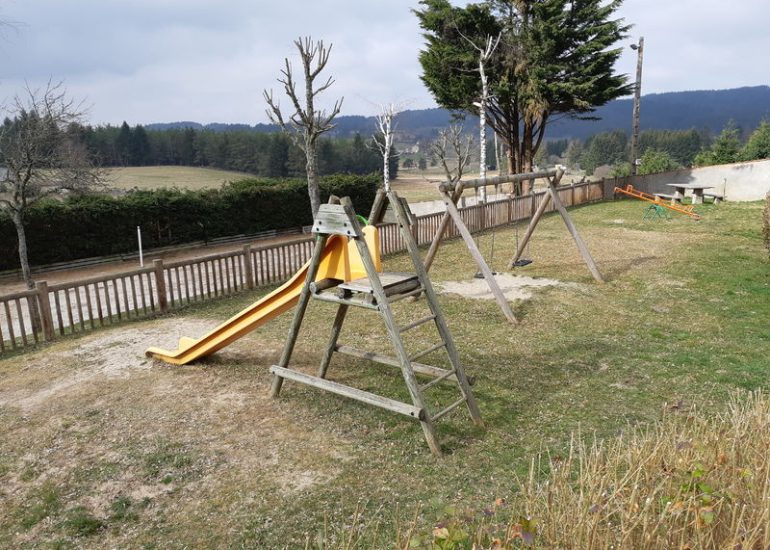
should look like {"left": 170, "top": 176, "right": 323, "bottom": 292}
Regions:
{"left": 431, "top": 124, "right": 474, "bottom": 186}
{"left": 264, "top": 37, "right": 343, "bottom": 216}
{"left": 373, "top": 103, "right": 402, "bottom": 193}
{"left": 0, "top": 81, "right": 105, "bottom": 289}
{"left": 459, "top": 32, "right": 501, "bottom": 203}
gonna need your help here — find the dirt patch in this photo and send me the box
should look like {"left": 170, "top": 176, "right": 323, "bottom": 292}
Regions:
{"left": 0, "top": 318, "right": 220, "bottom": 412}
{"left": 438, "top": 273, "right": 576, "bottom": 302}
{"left": 0, "top": 316, "right": 358, "bottom": 546}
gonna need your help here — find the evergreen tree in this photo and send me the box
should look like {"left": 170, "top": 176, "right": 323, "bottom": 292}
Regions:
{"left": 416, "top": 0, "right": 630, "bottom": 180}
{"left": 115, "top": 121, "right": 132, "bottom": 166}
{"left": 580, "top": 130, "right": 627, "bottom": 175}
{"left": 742, "top": 120, "right": 770, "bottom": 161}
{"left": 264, "top": 134, "right": 290, "bottom": 177}
{"left": 637, "top": 148, "right": 679, "bottom": 175}
{"left": 695, "top": 121, "right": 742, "bottom": 166}
{"left": 565, "top": 139, "right": 583, "bottom": 170}
{"left": 130, "top": 124, "right": 151, "bottom": 165}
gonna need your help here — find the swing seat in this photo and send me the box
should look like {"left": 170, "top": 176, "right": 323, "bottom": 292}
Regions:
{"left": 511, "top": 259, "right": 533, "bottom": 268}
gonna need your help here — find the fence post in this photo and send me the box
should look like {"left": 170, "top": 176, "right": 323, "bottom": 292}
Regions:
{"left": 153, "top": 259, "right": 169, "bottom": 313}
{"left": 34, "top": 281, "right": 55, "bottom": 342}
{"left": 243, "top": 245, "right": 254, "bottom": 289}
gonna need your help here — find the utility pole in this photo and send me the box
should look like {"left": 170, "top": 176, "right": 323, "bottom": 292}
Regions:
{"left": 629, "top": 36, "right": 644, "bottom": 176}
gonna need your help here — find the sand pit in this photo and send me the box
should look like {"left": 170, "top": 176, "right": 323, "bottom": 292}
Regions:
{"left": 439, "top": 273, "right": 572, "bottom": 302}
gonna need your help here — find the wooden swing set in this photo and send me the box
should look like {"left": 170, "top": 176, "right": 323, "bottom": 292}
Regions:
{"left": 425, "top": 168, "right": 605, "bottom": 324}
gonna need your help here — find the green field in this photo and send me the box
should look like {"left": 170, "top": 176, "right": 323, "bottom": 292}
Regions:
{"left": 0, "top": 198, "right": 768, "bottom": 548}
{"left": 106, "top": 166, "right": 255, "bottom": 191}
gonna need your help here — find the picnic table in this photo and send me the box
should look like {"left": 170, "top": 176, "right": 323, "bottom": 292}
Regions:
{"left": 665, "top": 183, "right": 714, "bottom": 205}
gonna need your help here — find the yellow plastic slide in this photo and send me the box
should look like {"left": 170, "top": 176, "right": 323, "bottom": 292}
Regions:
{"left": 145, "top": 226, "right": 381, "bottom": 365}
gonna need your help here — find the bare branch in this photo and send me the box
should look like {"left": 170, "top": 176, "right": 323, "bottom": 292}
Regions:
{"left": 262, "top": 36, "right": 343, "bottom": 216}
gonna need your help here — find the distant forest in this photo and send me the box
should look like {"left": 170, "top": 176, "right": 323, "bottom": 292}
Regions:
{"left": 72, "top": 123, "right": 397, "bottom": 179}
{"left": 71, "top": 86, "right": 770, "bottom": 179}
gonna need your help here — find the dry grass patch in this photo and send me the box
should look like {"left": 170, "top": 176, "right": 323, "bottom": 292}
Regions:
{"left": 411, "top": 391, "right": 770, "bottom": 549}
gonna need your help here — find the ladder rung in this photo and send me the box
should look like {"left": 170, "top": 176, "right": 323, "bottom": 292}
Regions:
{"left": 270, "top": 366, "right": 425, "bottom": 420}
{"left": 432, "top": 397, "right": 467, "bottom": 421}
{"left": 399, "top": 314, "right": 436, "bottom": 333}
{"left": 312, "top": 291, "right": 379, "bottom": 310}
{"left": 419, "top": 368, "right": 457, "bottom": 392}
{"left": 410, "top": 342, "right": 446, "bottom": 362}
{"left": 388, "top": 286, "right": 425, "bottom": 304}
{"left": 334, "top": 345, "right": 460, "bottom": 382}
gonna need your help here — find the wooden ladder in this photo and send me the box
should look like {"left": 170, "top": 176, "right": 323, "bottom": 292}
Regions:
{"left": 269, "top": 192, "right": 482, "bottom": 456}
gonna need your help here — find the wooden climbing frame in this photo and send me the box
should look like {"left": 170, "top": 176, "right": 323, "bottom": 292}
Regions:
{"left": 270, "top": 192, "right": 483, "bottom": 456}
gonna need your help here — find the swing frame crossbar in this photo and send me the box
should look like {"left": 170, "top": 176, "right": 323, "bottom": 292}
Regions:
{"left": 426, "top": 168, "right": 605, "bottom": 324}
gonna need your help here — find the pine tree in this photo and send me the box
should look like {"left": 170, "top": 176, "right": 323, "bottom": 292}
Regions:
{"left": 695, "top": 122, "right": 742, "bottom": 166}
{"left": 415, "top": 0, "right": 630, "bottom": 182}
{"left": 742, "top": 120, "right": 770, "bottom": 161}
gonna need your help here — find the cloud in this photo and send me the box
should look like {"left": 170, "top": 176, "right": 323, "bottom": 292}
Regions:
{"left": 0, "top": 0, "right": 766, "bottom": 125}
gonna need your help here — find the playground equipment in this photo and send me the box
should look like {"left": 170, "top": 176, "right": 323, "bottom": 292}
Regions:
{"left": 148, "top": 193, "right": 481, "bottom": 455}
{"left": 614, "top": 184, "right": 701, "bottom": 220}
{"left": 145, "top": 225, "right": 382, "bottom": 365}
{"left": 425, "top": 168, "right": 604, "bottom": 324}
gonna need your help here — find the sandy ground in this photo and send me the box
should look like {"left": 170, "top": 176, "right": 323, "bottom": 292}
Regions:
{"left": 439, "top": 273, "right": 578, "bottom": 302}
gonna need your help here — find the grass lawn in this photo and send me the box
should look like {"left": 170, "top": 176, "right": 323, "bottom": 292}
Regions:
{"left": 106, "top": 166, "right": 255, "bottom": 191}
{"left": 0, "top": 198, "right": 767, "bottom": 548}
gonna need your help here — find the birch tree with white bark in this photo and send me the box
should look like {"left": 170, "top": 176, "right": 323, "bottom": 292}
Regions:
{"left": 372, "top": 103, "right": 402, "bottom": 193}
{"left": 264, "top": 37, "right": 343, "bottom": 216}
{"left": 459, "top": 31, "right": 500, "bottom": 203}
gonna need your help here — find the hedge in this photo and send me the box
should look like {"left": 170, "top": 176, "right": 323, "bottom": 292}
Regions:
{"left": 0, "top": 174, "right": 379, "bottom": 271}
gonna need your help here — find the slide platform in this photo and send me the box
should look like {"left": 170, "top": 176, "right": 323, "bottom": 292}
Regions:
{"left": 145, "top": 226, "right": 381, "bottom": 365}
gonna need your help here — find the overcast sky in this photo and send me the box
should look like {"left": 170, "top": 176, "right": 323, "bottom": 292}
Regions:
{"left": 1, "top": 0, "right": 767, "bottom": 126}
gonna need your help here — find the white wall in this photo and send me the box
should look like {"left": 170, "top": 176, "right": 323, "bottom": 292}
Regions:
{"left": 628, "top": 158, "right": 770, "bottom": 201}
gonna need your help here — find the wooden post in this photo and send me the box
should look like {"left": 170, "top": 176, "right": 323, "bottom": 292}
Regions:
{"left": 442, "top": 195, "right": 518, "bottom": 324}
{"left": 153, "top": 259, "right": 169, "bottom": 313}
{"left": 243, "top": 245, "right": 254, "bottom": 289}
{"left": 317, "top": 304, "right": 349, "bottom": 379}
{"left": 270, "top": 234, "right": 329, "bottom": 398}
{"left": 35, "top": 281, "right": 55, "bottom": 342}
{"left": 424, "top": 182, "right": 464, "bottom": 272}
{"left": 547, "top": 184, "right": 605, "bottom": 283}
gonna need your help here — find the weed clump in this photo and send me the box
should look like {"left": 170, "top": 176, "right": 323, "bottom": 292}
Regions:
{"left": 408, "top": 392, "right": 770, "bottom": 549}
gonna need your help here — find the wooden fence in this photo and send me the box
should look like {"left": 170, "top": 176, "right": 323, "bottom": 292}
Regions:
{"left": 0, "top": 181, "right": 603, "bottom": 354}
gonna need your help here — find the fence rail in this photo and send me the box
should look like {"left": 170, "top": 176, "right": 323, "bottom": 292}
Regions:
{"left": 0, "top": 180, "right": 603, "bottom": 354}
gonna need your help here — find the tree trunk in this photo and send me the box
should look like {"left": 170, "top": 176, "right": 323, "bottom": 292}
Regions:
{"left": 12, "top": 210, "right": 42, "bottom": 334}
{"left": 305, "top": 136, "right": 321, "bottom": 217}
{"left": 521, "top": 120, "right": 535, "bottom": 195}
{"left": 382, "top": 146, "right": 390, "bottom": 192}
{"left": 478, "top": 60, "right": 489, "bottom": 203}
{"left": 12, "top": 211, "right": 34, "bottom": 290}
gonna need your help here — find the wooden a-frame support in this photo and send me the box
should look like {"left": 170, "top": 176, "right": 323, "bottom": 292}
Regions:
{"left": 270, "top": 192, "right": 482, "bottom": 456}
{"left": 424, "top": 168, "right": 604, "bottom": 324}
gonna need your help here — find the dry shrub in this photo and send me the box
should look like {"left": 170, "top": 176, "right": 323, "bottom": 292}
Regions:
{"left": 413, "top": 392, "right": 770, "bottom": 549}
